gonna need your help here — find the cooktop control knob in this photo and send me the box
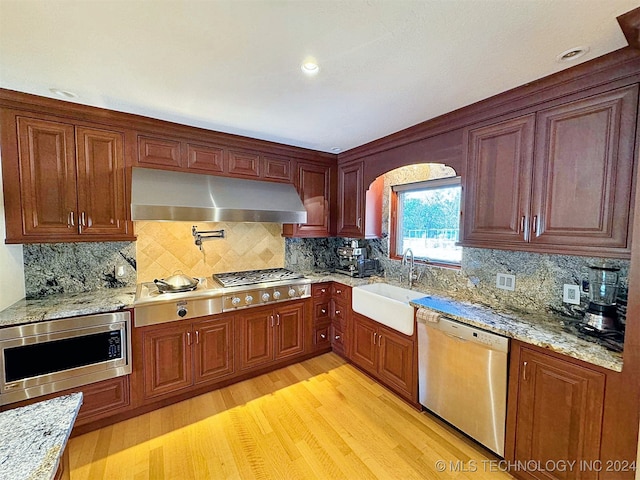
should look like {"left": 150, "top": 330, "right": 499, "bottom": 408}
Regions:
{"left": 288, "top": 288, "right": 296, "bottom": 297}
{"left": 177, "top": 307, "right": 188, "bottom": 318}
{"left": 261, "top": 293, "right": 270, "bottom": 302}
{"left": 231, "top": 297, "right": 241, "bottom": 306}
{"left": 245, "top": 295, "right": 254, "bottom": 304}
{"left": 273, "top": 291, "right": 281, "bottom": 300}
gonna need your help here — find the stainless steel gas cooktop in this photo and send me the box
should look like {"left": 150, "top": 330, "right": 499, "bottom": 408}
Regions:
{"left": 134, "top": 268, "right": 310, "bottom": 327}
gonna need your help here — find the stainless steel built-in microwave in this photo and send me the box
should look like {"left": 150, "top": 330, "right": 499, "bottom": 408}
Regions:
{"left": 0, "top": 311, "right": 131, "bottom": 405}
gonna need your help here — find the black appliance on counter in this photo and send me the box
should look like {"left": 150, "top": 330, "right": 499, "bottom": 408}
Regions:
{"left": 336, "top": 246, "right": 380, "bottom": 278}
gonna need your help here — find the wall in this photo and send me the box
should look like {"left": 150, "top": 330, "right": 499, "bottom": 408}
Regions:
{"left": 135, "top": 221, "right": 285, "bottom": 282}
{"left": 0, "top": 153, "right": 25, "bottom": 309}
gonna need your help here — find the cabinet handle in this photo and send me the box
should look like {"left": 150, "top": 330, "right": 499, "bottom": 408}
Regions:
{"left": 80, "top": 211, "right": 87, "bottom": 227}
{"left": 321, "top": 308, "right": 327, "bottom": 314}
{"left": 195, "top": 330, "right": 200, "bottom": 344}
{"left": 378, "top": 334, "right": 382, "bottom": 346}
{"left": 357, "top": 217, "right": 361, "bottom": 228}
{"left": 68, "top": 211, "right": 75, "bottom": 227}
{"left": 523, "top": 361, "right": 528, "bottom": 381}
{"left": 187, "top": 331, "right": 192, "bottom": 345}
{"left": 520, "top": 215, "right": 526, "bottom": 233}
{"left": 335, "top": 310, "right": 341, "bottom": 316}
{"left": 320, "top": 333, "right": 326, "bottom": 339}
{"left": 336, "top": 289, "right": 342, "bottom": 294}
{"left": 373, "top": 332, "right": 377, "bottom": 344}
{"left": 532, "top": 216, "right": 538, "bottom": 234}
{"left": 276, "top": 313, "right": 281, "bottom": 326}
{"left": 321, "top": 288, "right": 326, "bottom": 294}
{"left": 335, "top": 334, "right": 341, "bottom": 340}
{"left": 270, "top": 315, "right": 275, "bottom": 327}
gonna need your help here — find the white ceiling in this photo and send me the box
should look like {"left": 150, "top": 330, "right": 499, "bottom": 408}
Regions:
{"left": 0, "top": 0, "right": 637, "bottom": 153}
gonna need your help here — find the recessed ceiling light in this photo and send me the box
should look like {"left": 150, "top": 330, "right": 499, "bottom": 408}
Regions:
{"left": 301, "top": 57, "right": 319, "bottom": 75}
{"left": 49, "top": 88, "right": 78, "bottom": 99}
{"left": 556, "top": 46, "right": 590, "bottom": 63}
{"left": 331, "top": 147, "right": 342, "bottom": 153}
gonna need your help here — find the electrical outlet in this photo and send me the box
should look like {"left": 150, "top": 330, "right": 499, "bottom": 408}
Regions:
{"left": 563, "top": 284, "right": 580, "bottom": 305}
{"left": 496, "top": 273, "right": 516, "bottom": 291}
{"left": 115, "top": 264, "right": 126, "bottom": 278}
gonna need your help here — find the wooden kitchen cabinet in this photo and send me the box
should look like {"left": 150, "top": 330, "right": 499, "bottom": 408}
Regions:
{"left": 141, "top": 314, "right": 235, "bottom": 399}
{"left": 330, "top": 283, "right": 351, "bottom": 358}
{"left": 311, "top": 283, "right": 332, "bottom": 352}
{"left": 337, "top": 161, "right": 383, "bottom": 238}
{"left": 351, "top": 312, "right": 416, "bottom": 402}
{"left": 1, "top": 114, "right": 132, "bottom": 243}
{"left": 506, "top": 341, "right": 606, "bottom": 480}
{"left": 237, "top": 301, "right": 306, "bottom": 371}
{"left": 283, "top": 161, "right": 332, "bottom": 237}
{"left": 462, "top": 85, "right": 638, "bottom": 258}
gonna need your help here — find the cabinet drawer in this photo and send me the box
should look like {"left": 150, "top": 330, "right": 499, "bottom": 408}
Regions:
{"left": 332, "top": 284, "right": 351, "bottom": 302}
{"left": 75, "top": 376, "right": 130, "bottom": 424}
{"left": 138, "top": 135, "right": 182, "bottom": 167}
{"left": 314, "top": 301, "right": 331, "bottom": 323}
{"left": 333, "top": 300, "right": 348, "bottom": 325}
{"left": 331, "top": 324, "right": 346, "bottom": 355}
{"left": 313, "top": 283, "right": 331, "bottom": 299}
{"left": 314, "top": 323, "right": 331, "bottom": 349}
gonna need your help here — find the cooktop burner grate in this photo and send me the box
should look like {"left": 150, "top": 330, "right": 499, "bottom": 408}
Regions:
{"left": 212, "top": 268, "right": 304, "bottom": 287}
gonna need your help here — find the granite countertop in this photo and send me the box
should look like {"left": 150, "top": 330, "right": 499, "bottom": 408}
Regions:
{"left": 0, "top": 392, "right": 83, "bottom": 480}
{"left": 0, "top": 286, "right": 135, "bottom": 328}
{"left": 306, "top": 272, "right": 623, "bottom": 372}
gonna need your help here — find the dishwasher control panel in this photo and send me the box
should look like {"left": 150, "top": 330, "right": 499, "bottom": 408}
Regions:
{"left": 434, "top": 315, "right": 510, "bottom": 353}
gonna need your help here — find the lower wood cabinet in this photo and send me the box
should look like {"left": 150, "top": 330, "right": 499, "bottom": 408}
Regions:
{"left": 351, "top": 312, "right": 416, "bottom": 402}
{"left": 506, "top": 341, "right": 606, "bottom": 480}
{"left": 141, "top": 314, "right": 234, "bottom": 399}
{"left": 237, "top": 301, "right": 306, "bottom": 371}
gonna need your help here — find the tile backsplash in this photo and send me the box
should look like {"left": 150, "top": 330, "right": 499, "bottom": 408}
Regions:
{"left": 135, "top": 221, "right": 285, "bottom": 282}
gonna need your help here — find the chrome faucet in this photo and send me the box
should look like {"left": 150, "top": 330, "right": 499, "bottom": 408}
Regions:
{"left": 401, "top": 248, "right": 418, "bottom": 287}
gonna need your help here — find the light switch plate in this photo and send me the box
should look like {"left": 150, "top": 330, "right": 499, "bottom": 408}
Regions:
{"left": 563, "top": 284, "right": 580, "bottom": 305}
{"left": 496, "top": 273, "right": 516, "bottom": 291}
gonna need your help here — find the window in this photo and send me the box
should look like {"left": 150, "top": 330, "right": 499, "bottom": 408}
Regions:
{"left": 391, "top": 176, "right": 462, "bottom": 265}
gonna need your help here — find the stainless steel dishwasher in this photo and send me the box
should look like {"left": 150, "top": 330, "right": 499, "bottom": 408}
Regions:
{"left": 417, "top": 312, "right": 509, "bottom": 456}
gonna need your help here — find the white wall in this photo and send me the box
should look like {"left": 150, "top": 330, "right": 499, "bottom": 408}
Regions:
{"left": 0, "top": 154, "right": 25, "bottom": 310}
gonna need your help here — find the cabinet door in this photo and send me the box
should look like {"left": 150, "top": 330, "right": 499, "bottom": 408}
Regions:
{"left": 263, "top": 156, "right": 292, "bottom": 182}
{"left": 295, "top": 162, "right": 331, "bottom": 236}
{"left": 531, "top": 86, "right": 638, "bottom": 250}
{"left": 463, "top": 115, "right": 535, "bottom": 245}
{"left": 228, "top": 149, "right": 261, "bottom": 178}
{"left": 137, "top": 135, "right": 182, "bottom": 168}
{"left": 274, "top": 302, "right": 305, "bottom": 360}
{"left": 142, "top": 323, "right": 193, "bottom": 398}
{"left": 75, "top": 376, "right": 130, "bottom": 425}
{"left": 193, "top": 315, "right": 234, "bottom": 384}
{"left": 237, "top": 308, "right": 274, "bottom": 370}
{"left": 377, "top": 326, "right": 415, "bottom": 400}
{"left": 16, "top": 117, "right": 78, "bottom": 236}
{"left": 351, "top": 313, "right": 377, "bottom": 374}
{"left": 186, "top": 142, "right": 225, "bottom": 173}
{"left": 337, "top": 162, "right": 364, "bottom": 237}
{"left": 514, "top": 348, "right": 605, "bottom": 479}
{"left": 76, "top": 127, "right": 128, "bottom": 236}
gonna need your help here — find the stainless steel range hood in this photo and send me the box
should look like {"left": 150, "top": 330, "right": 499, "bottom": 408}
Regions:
{"left": 131, "top": 167, "right": 307, "bottom": 223}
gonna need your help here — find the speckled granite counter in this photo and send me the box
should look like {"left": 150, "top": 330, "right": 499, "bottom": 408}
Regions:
{"left": 0, "top": 287, "right": 135, "bottom": 328}
{"left": 410, "top": 294, "right": 623, "bottom": 372}
{"left": 304, "top": 272, "right": 623, "bottom": 372}
{"left": 0, "top": 392, "right": 82, "bottom": 480}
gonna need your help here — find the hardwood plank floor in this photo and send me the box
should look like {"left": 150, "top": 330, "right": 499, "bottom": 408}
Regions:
{"left": 69, "top": 353, "right": 513, "bottom": 479}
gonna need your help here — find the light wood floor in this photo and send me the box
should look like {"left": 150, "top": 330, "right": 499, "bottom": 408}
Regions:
{"left": 69, "top": 353, "right": 513, "bottom": 479}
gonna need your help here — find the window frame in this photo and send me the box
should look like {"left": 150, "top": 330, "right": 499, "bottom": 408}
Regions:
{"left": 389, "top": 176, "right": 462, "bottom": 269}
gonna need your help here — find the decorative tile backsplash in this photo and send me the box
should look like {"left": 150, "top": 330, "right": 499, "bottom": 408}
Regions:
{"left": 23, "top": 242, "right": 136, "bottom": 298}
{"left": 135, "top": 221, "right": 285, "bottom": 282}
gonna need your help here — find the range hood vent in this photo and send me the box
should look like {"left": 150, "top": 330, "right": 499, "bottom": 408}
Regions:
{"left": 131, "top": 167, "right": 307, "bottom": 224}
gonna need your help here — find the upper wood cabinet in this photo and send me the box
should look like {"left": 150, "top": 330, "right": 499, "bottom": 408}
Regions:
{"left": 1, "top": 113, "right": 132, "bottom": 243}
{"left": 462, "top": 85, "right": 638, "bottom": 258}
{"left": 506, "top": 341, "right": 605, "bottom": 480}
{"left": 283, "top": 161, "right": 332, "bottom": 237}
{"left": 136, "top": 134, "right": 295, "bottom": 183}
{"left": 337, "top": 161, "right": 383, "bottom": 238}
